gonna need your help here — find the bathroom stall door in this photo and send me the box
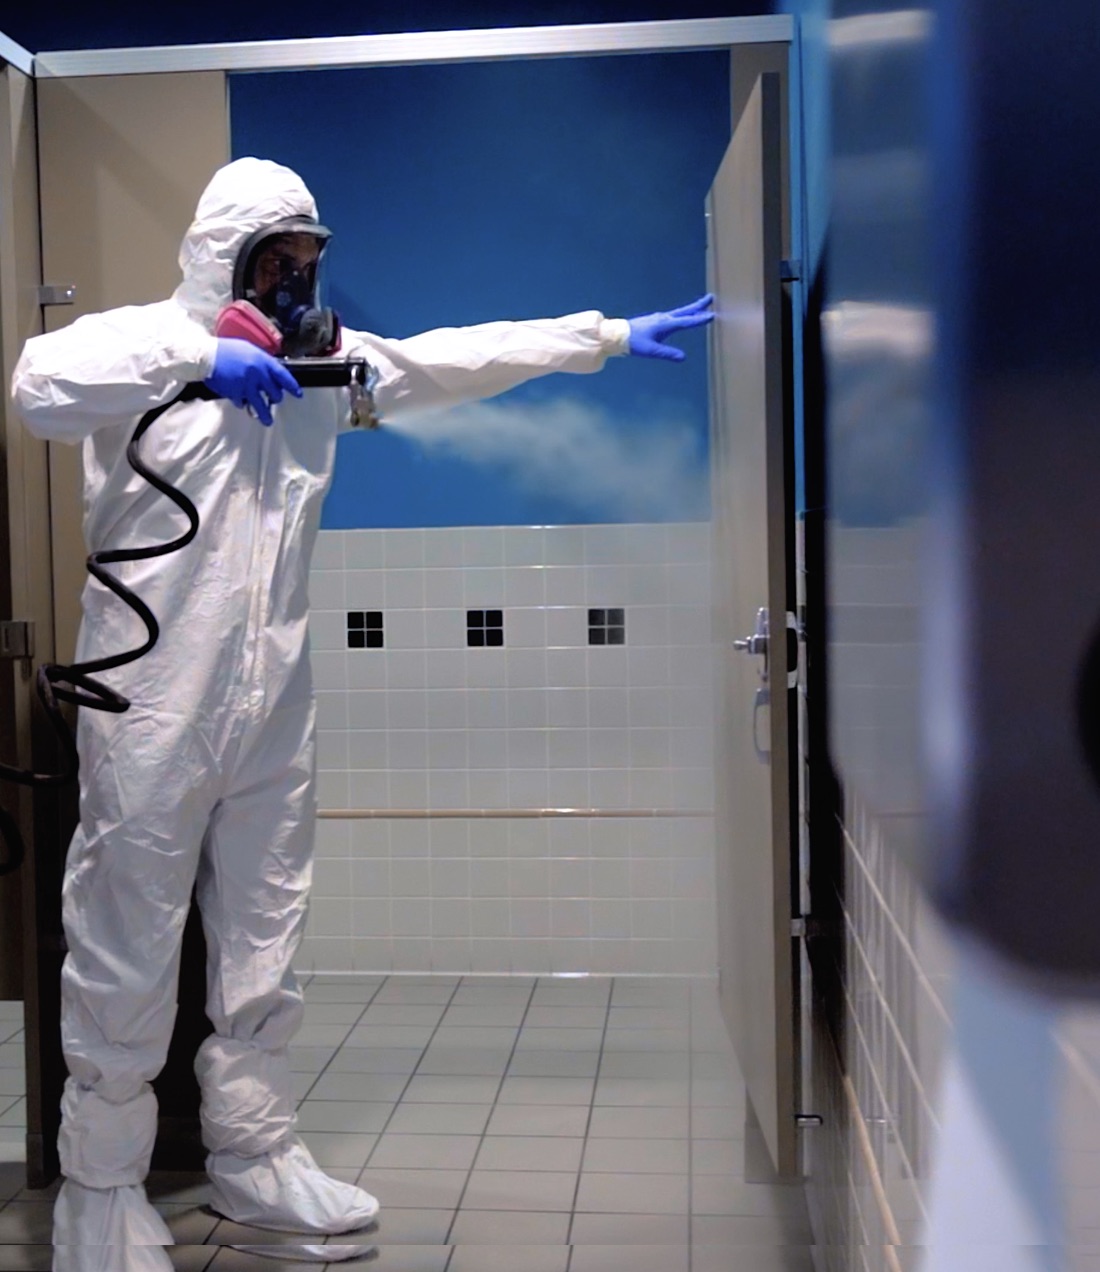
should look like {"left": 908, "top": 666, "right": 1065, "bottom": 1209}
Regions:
{"left": 708, "top": 70, "right": 799, "bottom": 1177}
{"left": 25, "top": 70, "right": 228, "bottom": 1184}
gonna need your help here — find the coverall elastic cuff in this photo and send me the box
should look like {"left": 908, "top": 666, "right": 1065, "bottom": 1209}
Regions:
{"left": 599, "top": 318, "right": 632, "bottom": 356}
{"left": 58, "top": 1079, "right": 158, "bottom": 1188}
{"left": 185, "top": 334, "right": 221, "bottom": 380}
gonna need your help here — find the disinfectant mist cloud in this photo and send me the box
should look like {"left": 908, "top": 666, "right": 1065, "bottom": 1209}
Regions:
{"left": 389, "top": 396, "right": 710, "bottom": 522}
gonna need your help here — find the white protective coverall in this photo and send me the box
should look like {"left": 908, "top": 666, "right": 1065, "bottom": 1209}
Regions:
{"left": 11, "top": 156, "right": 629, "bottom": 1270}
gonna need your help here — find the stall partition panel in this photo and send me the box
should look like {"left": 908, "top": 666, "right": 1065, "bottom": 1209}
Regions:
{"left": 28, "top": 69, "right": 228, "bottom": 1181}
{"left": 708, "top": 71, "right": 800, "bottom": 1177}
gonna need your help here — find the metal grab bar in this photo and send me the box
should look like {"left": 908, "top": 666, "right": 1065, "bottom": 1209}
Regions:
{"left": 318, "top": 807, "right": 714, "bottom": 819}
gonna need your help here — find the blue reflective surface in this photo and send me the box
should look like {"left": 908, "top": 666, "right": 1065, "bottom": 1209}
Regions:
{"left": 822, "top": 5, "right": 934, "bottom": 833}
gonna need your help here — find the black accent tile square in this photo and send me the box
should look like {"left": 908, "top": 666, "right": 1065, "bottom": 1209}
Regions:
{"left": 348, "top": 610, "right": 384, "bottom": 648}
{"left": 467, "top": 609, "right": 504, "bottom": 647}
{"left": 588, "top": 606, "right": 626, "bottom": 646}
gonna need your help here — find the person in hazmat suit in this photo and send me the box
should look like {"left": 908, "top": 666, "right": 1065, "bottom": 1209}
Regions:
{"left": 9, "top": 156, "right": 713, "bottom": 1270}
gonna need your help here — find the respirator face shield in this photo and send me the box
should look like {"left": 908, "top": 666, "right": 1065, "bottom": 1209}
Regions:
{"left": 225, "top": 217, "right": 341, "bottom": 357}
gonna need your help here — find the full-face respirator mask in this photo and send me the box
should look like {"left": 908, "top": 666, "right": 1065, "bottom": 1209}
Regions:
{"left": 216, "top": 216, "right": 341, "bottom": 357}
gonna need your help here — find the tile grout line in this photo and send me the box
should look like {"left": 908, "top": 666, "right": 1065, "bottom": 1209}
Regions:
{"left": 292, "top": 971, "right": 387, "bottom": 1100}
{"left": 442, "top": 973, "right": 540, "bottom": 1247}
{"left": 564, "top": 975, "right": 615, "bottom": 1260}
{"left": 357, "top": 973, "right": 467, "bottom": 1187}
{"left": 687, "top": 983, "right": 695, "bottom": 1272}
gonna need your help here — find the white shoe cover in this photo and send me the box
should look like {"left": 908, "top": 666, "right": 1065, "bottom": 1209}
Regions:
{"left": 52, "top": 1179, "right": 174, "bottom": 1272}
{"left": 207, "top": 1135, "right": 379, "bottom": 1235}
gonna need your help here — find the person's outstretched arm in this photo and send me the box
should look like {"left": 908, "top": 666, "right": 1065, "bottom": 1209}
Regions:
{"left": 341, "top": 296, "right": 713, "bottom": 422}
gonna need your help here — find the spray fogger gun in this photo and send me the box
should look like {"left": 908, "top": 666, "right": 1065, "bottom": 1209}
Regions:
{"left": 212, "top": 295, "right": 381, "bottom": 429}
{"left": 0, "top": 316, "right": 380, "bottom": 875}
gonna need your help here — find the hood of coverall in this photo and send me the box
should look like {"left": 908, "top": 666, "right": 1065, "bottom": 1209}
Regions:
{"left": 173, "top": 156, "right": 320, "bottom": 330}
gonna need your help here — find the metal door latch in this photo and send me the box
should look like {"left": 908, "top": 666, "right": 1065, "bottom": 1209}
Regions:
{"left": 0, "top": 620, "right": 33, "bottom": 660}
{"left": 734, "top": 607, "right": 769, "bottom": 656}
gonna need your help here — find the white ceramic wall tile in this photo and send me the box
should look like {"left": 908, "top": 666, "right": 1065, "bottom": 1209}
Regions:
{"left": 471, "top": 899, "right": 512, "bottom": 939}
{"left": 316, "top": 771, "right": 349, "bottom": 809}
{"left": 503, "top": 527, "right": 546, "bottom": 566}
{"left": 386, "top": 690, "right": 429, "bottom": 729}
{"left": 586, "top": 650, "right": 629, "bottom": 689}
{"left": 507, "top": 769, "right": 550, "bottom": 808}
{"left": 316, "top": 731, "right": 348, "bottom": 769}
{"left": 315, "top": 691, "right": 349, "bottom": 730}
{"left": 383, "top": 528, "right": 426, "bottom": 567}
{"left": 625, "top": 563, "right": 669, "bottom": 605}
{"left": 506, "top": 606, "right": 548, "bottom": 647}
{"left": 462, "top": 526, "right": 504, "bottom": 565}
{"left": 306, "top": 572, "right": 345, "bottom": 610}
{"left": 506, "top": 649, "right": 548, "bottom": 689}
{"left": 545, "top": 566, "right": 587, "bottom": 605}
{"left": 422, "top": 567, "right": 467, "bottom": 609}
{"left": 590, "top": 688, "right": 630, "bottom": 728}
{"left": 505, "top": 567, "right": 548, "bottom": 606}
{"left": 347, "top": 691, "right": 386, "bottom": 730}
{"left": 345, "top": 568, "right": 385, "bottom": 608}
{"left": 386, "top": 651, "right": 427, "bottom": 690}
{"left": 467, "top": 770, "right": 511, "bottom": 808}
{"left": 666, "top": 522, "right": 711, "bottom": 562}
{"left": 587, "top": 563, "right": 631, "bottom": 604}
{"left": 386, "top": 609, "right": 427, "bottom": 649}
{"left": 304, "top": 523, "right": 716, "bottom": 976}
{"left": 344, "top": 529, "right": 385, "bottom": 568}
{"left": 507, "top": 689, "right": 549, "bottom": 729}
{"left": 311, "top": 534, "right": 345, "bottom": 569}
{"left": 583, "top": 523, "right": 633, "bottom": 564}
{"left": 427, "top": 730, "right": 468, "bottom": 768}
{"left": 384, "top": 570, "right": 425, "bottom": 609}
{"left": 629, "top": 688, "right": 671, "bottom": 728}
{"left": 547, "top": 648, "right": 588, "bottom": 689}
{"left": 508, "top": 730, "right": 550, "bottom": 770}
{"left": 387, "top": 770, "right": 429, "bottom": 807}
{"left": 469, "top": 730, "right": 508, "bottom": 769}
{"left": 348, "top": 770, "right": 389, "bottom": 807}
{"left": 463, "top": 566, "right": 505, "bottom": 606}
{"left": 543, "top": 525, "right": 587, "bottom": 565}
{"left": 390, "top": 859, "right": 430, "bottom": 896}
{"left": 309, "top": 611, "right": 346, "bottom": 651}
{"left": 423, "top": 527, "right": 466, "bottom": 567}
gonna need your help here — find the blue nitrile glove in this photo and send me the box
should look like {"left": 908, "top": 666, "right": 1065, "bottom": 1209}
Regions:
{"left": 627, "top": 294, "right": 715, "bottom": 362}
{"left": 204, "top": 337, "right": 303, "bottom": 426}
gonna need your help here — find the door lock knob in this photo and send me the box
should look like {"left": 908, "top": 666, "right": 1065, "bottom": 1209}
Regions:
{"left": 734, "top": 606, "right": 769, "bottom": 655}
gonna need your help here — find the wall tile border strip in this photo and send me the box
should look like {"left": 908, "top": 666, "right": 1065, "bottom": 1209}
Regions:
{"left": 317, "top": 807, "right": 714, "bottom": 818}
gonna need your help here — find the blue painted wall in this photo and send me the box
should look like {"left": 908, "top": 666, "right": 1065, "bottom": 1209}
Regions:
{"left": 229, "top": 54, "right": 729, "bottom": 528}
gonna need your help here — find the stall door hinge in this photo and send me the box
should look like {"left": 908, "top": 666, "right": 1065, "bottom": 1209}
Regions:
{"left": 37, "top": 283, "right": 76, "bottom": 306}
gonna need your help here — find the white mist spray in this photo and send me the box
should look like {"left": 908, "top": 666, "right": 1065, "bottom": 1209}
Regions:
{"left": 385, "top": 395, "right": 709, "bottom": 522}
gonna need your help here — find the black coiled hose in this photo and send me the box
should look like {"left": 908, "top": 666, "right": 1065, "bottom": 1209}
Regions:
{"left": 0, "top": 381, "right": 215, "bottom": 875}
{"left": 0, "top": 357, "right": 375, "bottom": 877}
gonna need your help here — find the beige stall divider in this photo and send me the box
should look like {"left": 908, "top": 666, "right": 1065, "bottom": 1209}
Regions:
{"left": 22, "top": 71, "right": 228, "bottom": 1184}
{"left": 35, "top": 70, "right": 229, "bottom": 663}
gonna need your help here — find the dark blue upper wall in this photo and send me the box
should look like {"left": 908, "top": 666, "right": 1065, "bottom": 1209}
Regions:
{"left": 229, "top": 53, "right": 728, "bottom": 528}
{"left": 3, "top": 2, "right": 770, "bottom": 52}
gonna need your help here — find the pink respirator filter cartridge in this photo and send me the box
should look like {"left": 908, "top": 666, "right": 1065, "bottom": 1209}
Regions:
{"left": 214, "top": 300, "right": 283, "bottom": 355}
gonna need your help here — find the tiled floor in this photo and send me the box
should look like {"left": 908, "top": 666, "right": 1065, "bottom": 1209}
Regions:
{"left": 0, "top": 978, "right": 814, "bottom": 1270}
